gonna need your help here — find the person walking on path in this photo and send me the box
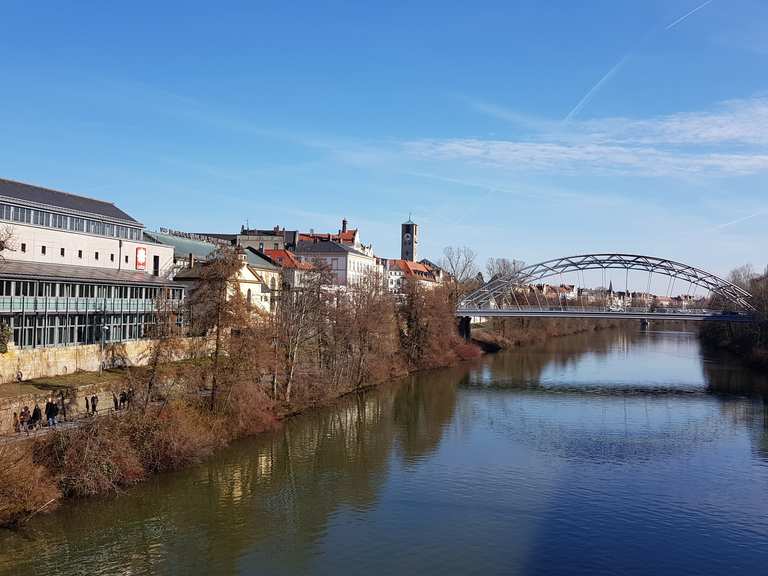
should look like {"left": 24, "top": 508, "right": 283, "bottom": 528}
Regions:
{"left": 90, "top": 394, "right": 99, "bottom": 415}
{"left": 58, "top": 390, "right": 67, "bottom": 422}
{"left": 45, "top": 397, "right": 58, "bottom": 427}
{"left": 30, "top": 402, "right": 42, "bottom": 430}
{"left": 19, "top": 406, "right": 30, "bottom": 434}
{"left": 12, "top": 412, "right": 20, "bottom": 433}
{"left": 85, "top": 396, "right": 90, "bottom": 415}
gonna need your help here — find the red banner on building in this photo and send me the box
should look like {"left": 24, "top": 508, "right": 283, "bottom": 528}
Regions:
{"left": 135, "top": 247, "right": 147, "bottom": 270}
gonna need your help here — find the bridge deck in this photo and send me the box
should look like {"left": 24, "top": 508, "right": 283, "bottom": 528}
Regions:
{"left": 455, "top": 308, "right": 754, "bottom": 322}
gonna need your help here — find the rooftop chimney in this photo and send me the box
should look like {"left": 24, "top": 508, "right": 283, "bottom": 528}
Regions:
{"left": 342, "top": 218, "right": 348, "bottom": 233}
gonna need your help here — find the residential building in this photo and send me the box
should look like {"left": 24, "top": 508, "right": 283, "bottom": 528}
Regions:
{"left": 294, "top": 239, "right": 381, "bottom": 286}
{"left": 298, "top": 219, "right": 375, "bottom": 257}
{"left": 263, "top": 249, "right": 314, "bottom": 289}
{"left": 384, "top": 259, "right": 439, "bottom": 293}
{"left": 174, "top": 246, "right": 280, "bottom": 314}
{"left": 419, "top": 259, "right": 446, "bottom": 284}
{"left": 0, "top": 178, "right": 181, "bottom": 349}
{"left": 234, "top": 226, "right": 298, "bottom": 253}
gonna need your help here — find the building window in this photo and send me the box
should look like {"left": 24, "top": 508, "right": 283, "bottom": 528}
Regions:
{"left": 247, "top": 288, "right": 252, "bottom": 305}
{"left": 110, "top": 253, "right": 115, "bottom": 262}
{"left": 95, "top": 251, "right": 99, "bottom": 260}
{"left": 20, "top": 243, "right": 26, "bottom": 253}
{"left": 78, "top": 250, "right": 83, "bottom": 259}
{"left": 125, "top": 255, "right": 129, "bottom": 264}
{"left": 60, "top": 248, "right": 65, "bottom": 257}
{"left": 153, "top": 255, "right": 160, "bottom": 276}
{"left": 41, "top": 246, "right": 46, "bottom": 255}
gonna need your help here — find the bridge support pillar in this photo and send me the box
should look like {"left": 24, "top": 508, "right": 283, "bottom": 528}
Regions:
{"left": 458, "top": 316, "right": 472, "bottom": 342}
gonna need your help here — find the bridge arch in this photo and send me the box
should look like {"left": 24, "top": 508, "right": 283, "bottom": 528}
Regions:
{"left": 460, "top": 253, "right": 754, "bottom": 313}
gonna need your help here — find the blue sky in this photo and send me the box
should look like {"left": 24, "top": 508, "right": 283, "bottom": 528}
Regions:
{"left": 1, "top": 0, "right": 766, "bottom": 277}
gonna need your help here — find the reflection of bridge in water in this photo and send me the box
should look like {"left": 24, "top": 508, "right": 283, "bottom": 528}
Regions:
{"left": 457, "top": 253, "right": 756, "bottom": 325}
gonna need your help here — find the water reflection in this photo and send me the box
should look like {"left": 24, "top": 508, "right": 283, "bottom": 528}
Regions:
{"left": 3, "top": 329, "right": 768, "bottom": 576}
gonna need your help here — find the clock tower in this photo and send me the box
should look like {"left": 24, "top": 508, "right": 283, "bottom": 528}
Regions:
{"left": 401, "top": 216, "right": 418, "bottom": 261}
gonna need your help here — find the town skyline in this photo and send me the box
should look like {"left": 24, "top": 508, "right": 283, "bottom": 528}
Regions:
{"left": 1, "top": 1, "right": 766, "bottom": 276}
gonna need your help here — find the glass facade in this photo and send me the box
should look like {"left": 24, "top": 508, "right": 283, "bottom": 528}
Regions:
{"left": 0, "top": 278, "right": 184, "bottom": 348}
{"left": 0, "top": 201, "right": 143, "bottom": 240}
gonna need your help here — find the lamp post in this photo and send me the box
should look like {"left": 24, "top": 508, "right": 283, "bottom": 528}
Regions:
{"left": 100, "top": 323, "right": 110, "bottom": 374}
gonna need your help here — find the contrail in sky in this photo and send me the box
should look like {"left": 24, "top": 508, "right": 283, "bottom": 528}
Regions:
{"left": 564, "top": 54, "right": 631, "bottom": 122}
{"left": 666, "top": 0, "right": 714, "bottom": 30}
{"left": 714, "top": 209, "right": 767, "bottom": 230}
{"left": 564, "top": 1, "right": 715, "bottom": 121}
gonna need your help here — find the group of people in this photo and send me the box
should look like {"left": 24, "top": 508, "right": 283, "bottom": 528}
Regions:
{"left": 83, "top": 387, "right": 134, "bottom": 415}
{"left": 13, "top": 394, "right": 66, "bottom": 434}
{"left": 112, "top": 388, "right": 134, "bottom": 411}
{"left": 10, "top": 387, "right": 137, "bottom": 435}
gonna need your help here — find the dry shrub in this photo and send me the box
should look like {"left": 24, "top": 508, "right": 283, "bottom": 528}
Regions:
{"left": 34, "top": 419, "right": 145, "bottom": 497}
{"left": 223, "top": 382, "right": 278, "bottom": 438}
{"left": 453, "top": 341, "right": 483, "bottom": 360}
{"left": 122, "top": 402, "right": 219, "bottom": 473}
{"left": 0, "top": 443, "right": 60, "bottom": 527}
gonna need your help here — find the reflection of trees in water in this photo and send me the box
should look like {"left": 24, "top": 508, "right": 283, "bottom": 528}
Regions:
{"left": 463, "top": 328, "right": 768, "bottom": 466}
{"left": 472, "top": 388, "right": 734, "bottom": 465}
{"left": 393, "top": 369, "right": 458, "bottom": 465}
{"left": 467, "top": 329, "right": 648, "bottom": 388}
{"left": 702, "top": 357, "right": 768, "bottom": 462}
{"left": 3, "top": 372, "right": 461, "bottom": 575}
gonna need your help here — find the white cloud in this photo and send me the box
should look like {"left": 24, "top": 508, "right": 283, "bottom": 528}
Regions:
{"left": 580, "top": 97, "right": 768, "bottom": 147}
{"left": 405, "top": 139, "right": 768, "bottom": 176}
{"left": 410, "top": 96, "right": 768, "bottom": 177}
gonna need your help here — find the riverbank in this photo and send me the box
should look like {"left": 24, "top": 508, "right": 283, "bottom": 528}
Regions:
{"left": 698, "top": 318, "right": 768, "bottom": 370}
{"left": 1, "top": 302, "right": 629, "bottom": 528}
{"left": 7, "top": 329, "right": 768, "bottom": 575}
{"left": 474, "top": 316, "right": 619, "bottom": 350}
{"left": 1, "top": 281, "right": 484, "bottom": 528}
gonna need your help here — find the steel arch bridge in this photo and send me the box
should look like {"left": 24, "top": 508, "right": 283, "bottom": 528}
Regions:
{"left": 457, "top": 253, "right": 755, "bottom": 322}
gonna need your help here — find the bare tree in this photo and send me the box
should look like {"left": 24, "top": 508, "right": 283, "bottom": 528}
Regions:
{"left": 135, "top": 290, "right": 185, "bottom": 413}
{"left": 346, "top": 271, "right": 398, "bottom": 388}
{"left": 439, "top": 246, "right": 480, "bottom": 301}
{"left": 187, "top": 248, "right": 247, "bottom": 410}
{"left": 272, "top": 262, "right": 331, "bottom": 403}
{"left": 728, "top": 264, "right": 756, "bottom": 291}
{"left": 0, "top": 225, "right": 15, "bottom": 262}
{"left": 440, "top": 246, "right": 478, "bottom": 283}
{"left": 486, "top": 257, "right": 524, "bottom": 281}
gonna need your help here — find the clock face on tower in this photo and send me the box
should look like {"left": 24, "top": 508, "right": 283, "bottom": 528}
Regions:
{"left": 404, "top": 233, "right": 411, "bottom": 242}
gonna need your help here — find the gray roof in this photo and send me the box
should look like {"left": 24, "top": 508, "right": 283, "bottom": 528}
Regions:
{"left": 294, "top": 240, "right": 366, "bottom": 257}
{"left": 0, "top": 178, "right": 139, "bottom": 223}
{"left": 244, "top": 247, "right": 278, "bottom": 270}
{"left": 0, "top": 259, "right": 176, "bottom": 286}
{"left": 143, "top": 230, "right": 217, "bottom": 261}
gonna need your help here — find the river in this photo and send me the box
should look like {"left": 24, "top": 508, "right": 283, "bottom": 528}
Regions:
{"left": 2, "top": 328, "right": 768, "bottom": 575}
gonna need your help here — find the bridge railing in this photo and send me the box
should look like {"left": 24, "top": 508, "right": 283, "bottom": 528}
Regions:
{"left": 455, "top": 305, "right": 752, "bottom": 319}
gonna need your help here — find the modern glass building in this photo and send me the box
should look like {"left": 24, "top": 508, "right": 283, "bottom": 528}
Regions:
{"left": 0, "top": 178, "right": 182, "bottom": 348}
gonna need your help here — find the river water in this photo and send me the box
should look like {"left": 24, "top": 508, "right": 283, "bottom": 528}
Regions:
{"left": 2, "top": 328, "right": 768, "bottom": 575}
